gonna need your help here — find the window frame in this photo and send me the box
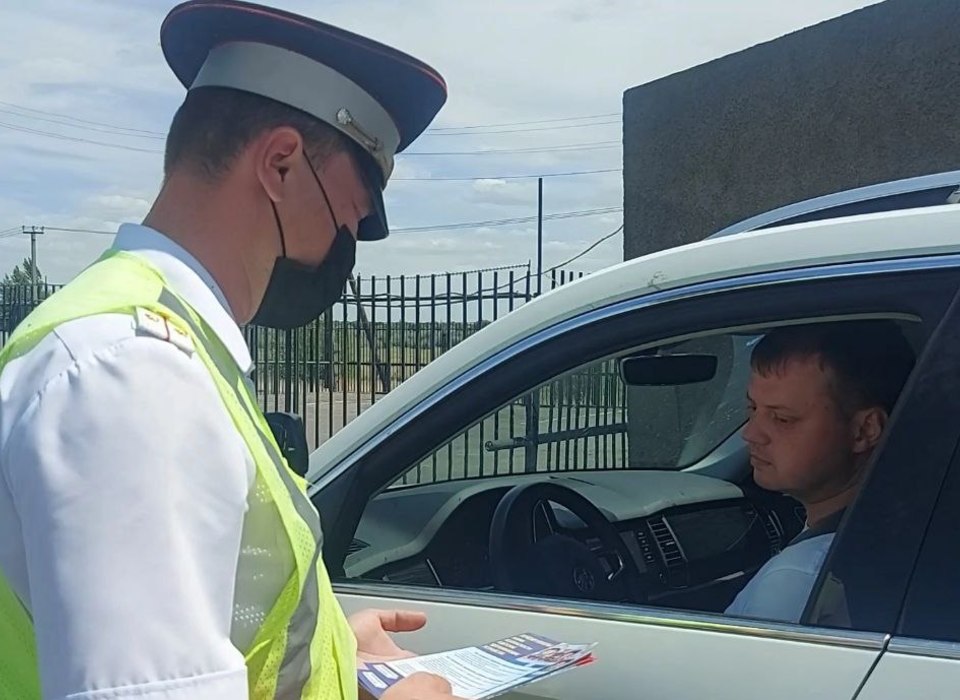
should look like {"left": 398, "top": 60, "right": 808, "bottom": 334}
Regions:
{"left": 872, "top": 286, "right": 960, "bottom": 647}
{"left": 389, "top": 330, "right": 757, "bottom": 488}
{"left": 800, "top": 280, "right": 960, "bottom": 633}
{"left": 315, "top": 256, "right": 960, "bottom": 624}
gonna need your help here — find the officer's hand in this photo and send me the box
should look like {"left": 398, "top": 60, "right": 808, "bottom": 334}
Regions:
{"left": 381, "top": 672, "right": 464, "bottom": 700}
{"left": 350, "top": 608, "right": 427, "bottom": 664}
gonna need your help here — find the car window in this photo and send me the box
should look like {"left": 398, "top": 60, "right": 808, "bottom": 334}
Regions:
{"left": 882, "top": 399, "right": 960, "bottom": 642}
{"left": 391, "top": 332, "right": 757, "bottom": 488}
{"left": 326, "top": 267, "right": 959, "bottom": 631}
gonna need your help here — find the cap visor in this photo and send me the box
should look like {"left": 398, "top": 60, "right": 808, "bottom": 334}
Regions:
{"left": 356, "top": 151, "right": 389, "bottom": 241}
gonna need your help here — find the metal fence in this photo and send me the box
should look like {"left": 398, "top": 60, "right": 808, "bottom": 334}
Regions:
{"left": 0, "top": 284, "right": 55, "bottom": 342}
{"left": 243, "top": 265, "right": 596, "bottom": 451}
{"left": 0, "top": 265, "right": 630, "bottom": 480}
{"left": 399, "top": 356, "right": 629, "bottom": 486}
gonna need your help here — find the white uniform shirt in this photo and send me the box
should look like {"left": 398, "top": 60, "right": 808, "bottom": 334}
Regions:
{"left": 724, "top": 532, "right": 834, "bottom": 624}
{"left": 0, "top": 224, "right": 260, "bottom": 699}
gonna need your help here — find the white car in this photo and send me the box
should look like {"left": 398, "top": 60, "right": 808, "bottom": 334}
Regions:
{"left": 307, "top": 172, "right": 960, "bottom": 699}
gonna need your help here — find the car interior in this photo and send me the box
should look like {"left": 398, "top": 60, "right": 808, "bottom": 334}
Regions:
{"left": 335, "top": 312, "right": 929, "bottom": 616}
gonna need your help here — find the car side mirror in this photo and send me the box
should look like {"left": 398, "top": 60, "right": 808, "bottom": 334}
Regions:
{"left": 619, "top": 353, "right": 718, "bottom": 386}
{"left": 264, "top": 411, "right": 309, "bottom": 478}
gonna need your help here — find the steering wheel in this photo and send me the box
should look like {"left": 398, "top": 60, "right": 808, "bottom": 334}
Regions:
{"left": 488, "top": 482, "right": 645, "bottom": 602}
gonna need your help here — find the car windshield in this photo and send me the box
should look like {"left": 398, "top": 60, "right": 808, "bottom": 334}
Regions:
{"left": 390, "top": 332, "right": 757, "bottom": 488}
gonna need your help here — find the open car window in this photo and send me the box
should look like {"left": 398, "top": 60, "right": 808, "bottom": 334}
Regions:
{"left": 390, "top": 332, "right": 759, "bottom": 488}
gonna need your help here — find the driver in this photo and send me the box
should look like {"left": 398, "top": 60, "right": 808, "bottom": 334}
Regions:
{"left": 724, "top": 320, "right": 915, "bottom": 623}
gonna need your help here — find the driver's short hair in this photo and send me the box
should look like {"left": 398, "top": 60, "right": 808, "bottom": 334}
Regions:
{"left": 751, "top": 320, "right": 916, "bottom": 417}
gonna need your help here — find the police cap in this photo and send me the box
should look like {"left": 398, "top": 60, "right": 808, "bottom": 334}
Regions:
{"left": 160, "top": 0, "right": 448, "bottom": 240}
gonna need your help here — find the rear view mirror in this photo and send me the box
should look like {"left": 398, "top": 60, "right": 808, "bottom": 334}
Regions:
{"left": 265, "top": 411, "right": 309, "bottom": 477}
{"left": 619, "top": 354, "right": 718, "bottom": 386}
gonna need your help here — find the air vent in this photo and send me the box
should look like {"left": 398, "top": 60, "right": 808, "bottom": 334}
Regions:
{"left": 648, "top": 518, "right": 685, "bottom": 571}
{"left": 635, "top": 529, "right": 657, "bottom": 567}
{"left": 383, "top": 560, "right": 440, "bottom": 587}
{"left": 346, "top": 538, "right": 370, "bottom": 556}
{"left": 761, "top": 511, "right": 783, "bottom": 555}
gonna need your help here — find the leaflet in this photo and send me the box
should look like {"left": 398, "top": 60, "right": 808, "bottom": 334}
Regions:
{"left": 358, "top": 633, "right": 596, "bottom": 700}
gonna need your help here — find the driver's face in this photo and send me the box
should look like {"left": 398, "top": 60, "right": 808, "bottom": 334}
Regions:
{"left": 742, "top": 355, "right": 861, "bottom": 504}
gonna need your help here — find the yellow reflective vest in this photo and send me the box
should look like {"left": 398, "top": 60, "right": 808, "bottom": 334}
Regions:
{"left": 0, "top": 250, "right": 357, "bottom": 700}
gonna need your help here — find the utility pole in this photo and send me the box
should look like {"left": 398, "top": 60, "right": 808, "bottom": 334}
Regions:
{"left": 21, "top": 225, "right": 43, "bottom": 284}
{"left": 536, "top": 177, "right": 543, "bottom": 296}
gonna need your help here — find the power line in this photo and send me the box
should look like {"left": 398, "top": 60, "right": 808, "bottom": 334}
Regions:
{"left": 30, "top": 208, "right": 621, "bottom": 238}
{"left": 359, "top": 262, "right": 531, "bottom": 281}
{"left": 0, "top": 99, "right": 619, "bottom": 136}
{"left": 0, "top": 117, "right": 617, "bottom": 159}
{"left": 426, "top": 120, "right": 620, "bottom": 136}
{"left": 394, "top": 206, "right": 622, "bottom": 234}
{"left": 355, "top": 261, "right": 539, "bottom": 305}
{"left": 42, "top": 226, "right": 115, "bottom": 235}
{"left": 549, "top": 224, "right": 624, "bottom": 270}
{"left": 394, "top": 168, "right": 621, "bottom": 182}
{"left": 6, "top": 220, "right": 621, "bottom": 293}
{"left": 486, "top": 223, "right": 624, "bottom": 294}
{"left": 0, "top": 99, "right": 622, "bottom": 162}
{"left": 0, "top": 107, "right": 615, "bottom": 140}
{"left": 402, "top": 141, "right": 621, "bottom": 157}
{"left": 0, "top": 121, "right": 162, "bottom": 154}
{"left": 440, "top": 262, "right": 530, "bottom": 275}
{"left": 0, "top": 107, "right": 165, "bottom": 140}
{"left": 428, "top": 112, "right": 620, "bottom": 132}
{"left": 0, "top": 100, "right": 165, "bottom": 136}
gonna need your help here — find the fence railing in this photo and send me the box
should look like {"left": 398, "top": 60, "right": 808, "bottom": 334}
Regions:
{"left": 244, "top": 265, "right": 598, "bottom": 450}
{"left": 0, "top": 265, "right": 630, "bottom": 481}
{"left": 399, "top": 357, "right": 629, "bottom": 486}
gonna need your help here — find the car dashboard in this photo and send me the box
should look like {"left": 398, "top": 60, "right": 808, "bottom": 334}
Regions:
{"left": 345, "top": 470, "right": 804, "bottom": 610}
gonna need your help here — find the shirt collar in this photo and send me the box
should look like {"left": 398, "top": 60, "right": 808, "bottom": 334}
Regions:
{"left": 112, "top": 223, "right": 254, "bottom": 374}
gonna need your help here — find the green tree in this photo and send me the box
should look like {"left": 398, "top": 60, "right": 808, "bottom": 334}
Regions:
{"left": 3, "top": 257, "right": 42, "bottom": 284}
{"left": 0, "top": 258, "right": 50, "bottom": 335}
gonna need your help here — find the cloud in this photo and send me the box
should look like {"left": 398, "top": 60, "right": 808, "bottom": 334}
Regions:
{"left": 0, "top": 185, "right": 156, "bottom": 283}
{"left": 86, "top": 194, "right": 152, "bottom": 222}
{"left": 0, "top": 0, "right": 880, "bottom": 284}
{"left": 467, "top": 179, "right": 537, "bottom": 207}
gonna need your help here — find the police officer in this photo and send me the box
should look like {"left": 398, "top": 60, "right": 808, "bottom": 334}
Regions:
{"left": 0, "top": 1, "right": 461, "bottom": 698}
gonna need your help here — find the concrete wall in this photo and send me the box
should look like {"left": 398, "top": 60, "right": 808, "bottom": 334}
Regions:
{"left": 622, "top": 0, "right": 960, "bottom": 259}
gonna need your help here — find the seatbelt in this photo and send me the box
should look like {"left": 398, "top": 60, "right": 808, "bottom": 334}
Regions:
{"left": 789, "top": 508, "right": 846, "bottom": 547}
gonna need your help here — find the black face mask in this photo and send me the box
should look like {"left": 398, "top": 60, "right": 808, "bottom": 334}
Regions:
{"left": 252, "top": 153, "right": 357, "bottom": 330}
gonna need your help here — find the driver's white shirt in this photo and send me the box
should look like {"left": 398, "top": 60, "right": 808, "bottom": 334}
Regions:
{"left": 725, "top": 532, "right": 834, "bottom": 623}
{"left": 0, "top": 224, "right": 255, "bottom": 699}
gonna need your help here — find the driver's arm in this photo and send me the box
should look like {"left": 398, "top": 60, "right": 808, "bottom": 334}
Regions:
{"left": 725, "top": 537, "right": 833, "bottom": 623}
{"left": 725, "top": 566, "right": 817, "bottom": 623}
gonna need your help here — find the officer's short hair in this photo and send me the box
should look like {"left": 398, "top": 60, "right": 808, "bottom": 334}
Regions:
{"left": 164, "top": 86, "right": 349, "bottom": 181}
{"left": 751, "top": 320, "right": 916, "bottom": 417}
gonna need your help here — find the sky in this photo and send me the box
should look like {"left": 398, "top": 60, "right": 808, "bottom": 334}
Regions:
{"left": 0, "top": 0, "right": 881, "bottom": 284}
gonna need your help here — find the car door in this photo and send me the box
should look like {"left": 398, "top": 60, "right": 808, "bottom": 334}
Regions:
{"left": 318, "top": 258, "right": 960, "bottom": 700}
{"left": 851, "top": 290, "right": 960, "bottom": 699}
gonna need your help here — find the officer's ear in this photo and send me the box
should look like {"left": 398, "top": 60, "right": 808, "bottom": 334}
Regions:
{"left": 255, "top": 126, "right": 302, "bottom": 203}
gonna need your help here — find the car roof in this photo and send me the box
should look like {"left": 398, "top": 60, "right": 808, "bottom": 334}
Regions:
{"left": 307, "top": 203, "right": 960, "bottom": 484}
{"left": 710, "top": 170, "right": 960, "bottom": 238}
